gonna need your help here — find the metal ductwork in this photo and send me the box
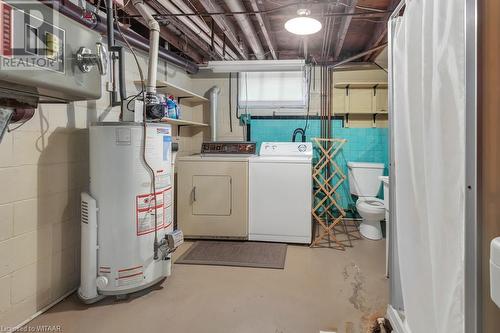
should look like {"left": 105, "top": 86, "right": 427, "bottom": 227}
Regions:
{"left": 209, "top": 86, "right": 220, "bottom": 141}
{"left": 55, "top": 0, "right": 199, "bottom": 74}
{"left": 223, "top": 0, "right": 266, "bottom": 60}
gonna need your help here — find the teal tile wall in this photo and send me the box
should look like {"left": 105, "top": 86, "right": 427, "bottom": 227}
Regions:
{"left": 250, "top": 118, "right": 389, "bottom": 208}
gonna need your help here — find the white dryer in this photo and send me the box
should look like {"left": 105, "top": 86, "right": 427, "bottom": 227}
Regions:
{"left": 249, "top": 142, "right": 313, "bottom": 244}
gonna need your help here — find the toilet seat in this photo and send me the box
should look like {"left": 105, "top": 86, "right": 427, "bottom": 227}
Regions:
{"left": 356, "top": 197, "right": 385, "bottom": 214}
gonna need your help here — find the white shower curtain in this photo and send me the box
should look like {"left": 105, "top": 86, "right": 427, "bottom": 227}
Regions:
{"left": 392, "top": 0, "right": 465, "bottom": 332}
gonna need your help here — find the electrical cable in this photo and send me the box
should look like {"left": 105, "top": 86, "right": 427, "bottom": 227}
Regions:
{"left": 243, "top": 72, "right": 249, "bottom": 142}
{"left": 236, "top": 72, "right": 240, "bottom": 119}
{"left": 303, "top": 64, "right": 313, "bottom": 136}
{"left": 126, "top": 89, "right": 144, "bottom": 111}
{"left": 244, "top": 72, "right": 248, "bottom": 117}
{"left": 7, "top": 119, "right": 29, "bottom": 132}
{"left": 116, "top": 9, "right": 160, "bottom": 260}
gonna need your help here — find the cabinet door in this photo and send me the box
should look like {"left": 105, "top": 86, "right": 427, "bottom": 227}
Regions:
{"left": 192, "top": 175, "right": 231, "bottom": 216}
{"left": 333, "top": 87, "right": 347, "bottom": 114}
{"left": 348, "top": 89, "right": 374, "bottom": 114}
{"left": 375, "top": 88, "right": 388, "bottom": 113}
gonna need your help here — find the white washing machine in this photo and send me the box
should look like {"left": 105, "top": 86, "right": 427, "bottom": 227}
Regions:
{"left": 249, "top": 142, "right": 313, "bottom": 244}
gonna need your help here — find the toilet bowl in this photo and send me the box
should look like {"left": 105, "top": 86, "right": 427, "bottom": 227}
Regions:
{"left": 356, "top": 197, "right": 385, "bottom": 240}
{"left": 347, "top": 162, "right": 386, "bottom": 241}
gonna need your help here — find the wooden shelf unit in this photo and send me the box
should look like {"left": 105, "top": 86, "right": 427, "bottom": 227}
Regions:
{"left": 160, "top": 118, "right": 208, "bottom": 127}
{"left": 334, "top": 82, "right": 388, "bottom": 89}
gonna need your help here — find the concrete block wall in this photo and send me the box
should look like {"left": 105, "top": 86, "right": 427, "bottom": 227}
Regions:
{"left": 0, "top": 46, "right": 200, "bottom": 329}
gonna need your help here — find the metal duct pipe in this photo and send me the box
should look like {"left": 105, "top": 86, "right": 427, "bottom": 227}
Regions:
{"left": 132, "top": 0, "right": 160, "bottom": 94}
{"left": 54, "top": 0, "right": 199, "bottom": 74}
{"left": 223, "top": 0, "right": 265, "bottom": 60}
{"left": 156, "top": 0, "right": 234, "bottom": 60}
{"left": 169, "top": 0, "right": 239, "bottom": 60}
{"left": 209, "top": 86, "right": 220, "bottom": 141}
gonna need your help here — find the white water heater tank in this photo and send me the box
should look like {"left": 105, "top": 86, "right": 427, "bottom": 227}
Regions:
{"left": 79, "top": 122, "right": 175, "bottom": 303}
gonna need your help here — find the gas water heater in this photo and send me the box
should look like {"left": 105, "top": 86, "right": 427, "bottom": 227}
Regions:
{"left": 79, "top": 122, "right": 183, "bottom": 303}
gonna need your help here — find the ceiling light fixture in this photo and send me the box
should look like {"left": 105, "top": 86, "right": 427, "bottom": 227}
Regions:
{"left": 284, "top": 9, "right": 322, "bottom": 36}
{"left": 206, "top": 60, "right": 306, "bottom": 73}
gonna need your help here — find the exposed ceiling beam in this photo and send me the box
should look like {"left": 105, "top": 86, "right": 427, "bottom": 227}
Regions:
{"left": 143, "top": 1, "right": 222, "bottom": 60}
{"left": 332, "top": 0, "right": 358, "bottom": 61}
{"left": 169, "top": 0, "right": 240, "bottom": 60}
{"left": 329, "top": 43, "right": 388, "bottom": 68}
{"left": 223, "top": 0, "right": 266, "bottom": 60}
{"left": 122, "top": 4, "right": 205, "bottom": 63}
{"left": 155, "top": 0, "right": 234, "bottom": 60}
{"left": 248, "top": 0, "right": 277, "bottom": 60}
{"left": 363, "top": 0, "right": 401, "bottom": 61}
{"left": 198, "top": 0, "right": 248, "bottom": 60}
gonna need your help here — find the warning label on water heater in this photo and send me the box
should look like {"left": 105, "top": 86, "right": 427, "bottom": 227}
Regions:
{"left": 136, "top": 187, "right": 172, "bottom": 236}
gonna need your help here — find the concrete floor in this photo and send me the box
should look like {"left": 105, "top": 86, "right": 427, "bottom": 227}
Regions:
{"left": 26, "top": 239, "right": 388, "bottom": 333}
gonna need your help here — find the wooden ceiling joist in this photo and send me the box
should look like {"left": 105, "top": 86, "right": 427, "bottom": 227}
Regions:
{"left": 333, "top": 0, "right": 359, "bottom": 61}
{"left": 249, "top": 0, "right": 277, "bottom": 60}
{"left": 363, "top": 0, "right": 401, "bottom": 62}
{"left": 122, "top": 4, "right": 205, "bottom": 63}
{"left": 198, "top": 0, "right": 248, "bottom": 60}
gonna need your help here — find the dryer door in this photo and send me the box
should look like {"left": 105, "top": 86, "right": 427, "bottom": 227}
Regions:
{"left": 192, "top": 175, "right": 232, "bottom": 216}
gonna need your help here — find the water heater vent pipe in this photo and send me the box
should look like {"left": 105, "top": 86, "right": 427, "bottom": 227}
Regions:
{"left": 132, "top": 0, "right": 160, "bottom": 94}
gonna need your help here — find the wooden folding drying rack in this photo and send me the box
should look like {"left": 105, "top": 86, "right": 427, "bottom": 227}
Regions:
{"left": 311, "top": 138, "right": 360, "bottom": 250}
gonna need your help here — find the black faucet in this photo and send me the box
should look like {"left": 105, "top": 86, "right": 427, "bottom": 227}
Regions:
{"left": 292, "top": 128, "right": 306, "bottom": 142}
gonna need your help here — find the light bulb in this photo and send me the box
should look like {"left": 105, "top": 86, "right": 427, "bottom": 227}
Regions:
{"left": 284, "top": 9, "right": 322, "bottom": 36}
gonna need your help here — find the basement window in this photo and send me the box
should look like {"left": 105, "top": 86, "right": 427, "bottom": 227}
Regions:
{"left": 238, "top": 71, "right": 307, "bottom": 110}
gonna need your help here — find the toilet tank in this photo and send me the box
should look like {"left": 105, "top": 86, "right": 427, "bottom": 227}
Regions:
{"left": 347, "top": 162, "right": 385, "bottom": 197}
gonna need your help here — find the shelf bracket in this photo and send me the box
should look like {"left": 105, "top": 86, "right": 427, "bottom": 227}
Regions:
{"left": 372, "top": 113, "right": 378, "bottom": 128}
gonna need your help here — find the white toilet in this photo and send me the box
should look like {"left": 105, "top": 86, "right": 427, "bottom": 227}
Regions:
{"left": 347, "top": 162, "right": 385, "bottom": 240}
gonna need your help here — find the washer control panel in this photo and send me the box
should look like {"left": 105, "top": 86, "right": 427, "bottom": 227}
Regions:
{"left": 201, "top": 141, "right": 257, "bottom": 155}
{"left": 260, "top": 142, "right": 312, "bottom": 156}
